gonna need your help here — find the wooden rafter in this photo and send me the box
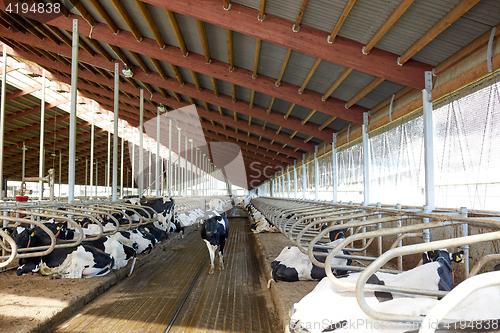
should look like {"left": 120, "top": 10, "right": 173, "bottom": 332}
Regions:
{"left": 290, "top": 130, "right": 297, "bottom": 139}
{"left": 322, "top": 67, "right": 353, "bottom": 101}
{"left": 362, "top": 0, "right": 414, "bottom": 55}
{"left": 109, "top": 0, "right": 143, "bottom": 42}
{"left": 345, "top": 77, "right": 384, "bottom": 109}
{"left": 196, "top": 19, "right": 211, "bottom": 64}
{"left": 226, "top": 29, "right": 234, "bottom": 72}
{"left": 165, "top": 9, "right": 188, "bottom": 56}
{"left": 87, "top": 0, "right": 119, "bottom": 34}
{"left": 252, "top": 38, "right": 262, "bottom": 79}
{"left": 134, "top": 0, "right": 165, "bottom": 49}
{"left": 218, "top": 106, "right": 224, "bottom": 116}
{"left": 190, "top": 70, "right": 202, "bottom": 91}
{"left": 85, "top": 37, "right": 113, "bottom": 62}
{"left": 223, "top": 0, "right": 231, "bottom": 10}
{"left": 327, "top": 0, "right": 357, "bottom": 43}
{"left": 282, "top": 104, "right": 295, "bottom": 121}
{"left": 276, "top": 48, "right": 292, "bottom": 87}
{"left": 211, "top": 77, "right": 219, "bottom": 97}
{"left": 249, "top": 90, "right": 255, "bottom": 108}
{"left": 298, "top": 57, "right": 321, "bottom": 94}
{"left": 169, "top": 64, "right": 185, "bottom": 85}
{"left": 293, "top": 0, "right": 309, "bottom": 32}
{"left": 108, "top": 44, "right": 130, "bottom": 66}
{"left": 231, "top": 83, "right": 236, "bottom": 102}
{"left": 4, "top": 12, "right": 44, "bottom": 40}
{"left": 397, "top": 0, "right": 481, "bottom": 65}
{"left": 319, "top": 116, "right": 336, "bottom": 131}
{"left": 304, "top": 135, "right": 313, "bottom": 143}
{"left": 129, "top": 51, "right": 150, "bottom": 74}
{"left": 267, "top": 96, "right": 275, "bottom": 114}
{"left": 258, "top": 0, "right": 267, "bottom": 21}
{"left": 301, "top": 109, "right": 316, "bottom": 125}
{"left": 150, "top": 57, "right": 168, "bottom": 80}
{"left": 68, "top": 0, "right": 96, "bottom": 28}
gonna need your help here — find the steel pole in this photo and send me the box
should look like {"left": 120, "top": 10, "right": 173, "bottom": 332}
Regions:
{"left": 168, "top": 119, "right": 172, "bottom": 197}
{"left": 190, "top": 140, "right": 193, "bottom": 196}
{"left": 89, "top": 101, "right": 95, "bottom": 199}
{"left": 139, "top": 89, "right": 144, "bottom": 198}
{"left": 0, "top": 44, "right": 6, "bottom": 198}
{"left": 107, "top": 113, "right": 111, "bottom": 196}
{"left": 184, "top": 134, "right": 188, "bottom": 197}
{"left": 68, "top": 20, "right": 78, "bottom": 204}
{"left": 22, "top": 142, "right": 26, "bottom": 180}
{"left": 132, "top": 127, "right": 135, "bottom": 195}
{"left": 156, "top": 108, "right": 160, "bottom": 198}
{"left": 332, "top": 133, "right": 338, "bottom": 203}
{"left": 112, "top": 63, "right": 119, "bottom": 202}
{"left": 177, "top": 128, "right": 181, "bottom": 196}
{"left": 362, "top": 112, "right": 370, "bottom": 206}
{"left": 120, "top": 121, "right": 124, "bottom": 199}
{"left": 38, "top": 69, "right": 46, "bottom": 200}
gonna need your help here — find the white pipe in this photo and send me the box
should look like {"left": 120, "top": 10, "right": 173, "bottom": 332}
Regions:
{"left": 195, "top": 148, "right": 199, "bottom": 196}
{"left": 190, "top": 140, "right": 193, "bottom": 196}
{"left": 156, "top": 108, "right": 160, "bottom": 198}
{"left": 178, "top": 128, "right": 181, "bottom": 196}
{"left": 39, "top": 69, "right": 46, "bottom": 200}
{"left": 132, "top": 127, "right": 135, "bottom": 195}
{"left": 58, "top": 150, "right": 61, "bottom": 197}
{"left": 302, "top": 154, "right": 306, "bottom": 199}
{"left": 112, "top": 63, "right": 119, "bottom": 202}
{"left": 293, "top": 160, "right": 297, "bottom": 199}
{"left": 0, "top": 44, "right": 6, "bottom": 199}
{"left": 148, "top": 149, "right": 151, "bottom": 195}
{"left": 85, "top": 157, "right": 88, "bottom": 197}
{"left": 90, "top": 101, "right": 95, "bottom": 199}
{"left": 107, "top": 113, "right": 111, "bottom": 196}
{"left": 168, "top": 119, "right": 172, "bottom": 197}
{"left": 22, "top": 142, "right": 26, "bottom": 182}
{"left": 95, "top": 160, "right": 98, "bottom": 197}
{"left": 184, "top": 134, "right": 188, "bottom": 197}
{"left": 120, "top": 121, "right": 124, "bottom": 199}
{"left": 68, "top": 19, "right": 79, "bottom": 204}
{"left": 139, "top": 89, "right": 144, "bottom": 198}
{"left": 314, "top": 145, "right": 319, "bottom": 200}
{"left": 332, "top": 133, "right": 338, "bottom": 203}
{"left": 362, "top": 112, "right": 369, "bottom": 206}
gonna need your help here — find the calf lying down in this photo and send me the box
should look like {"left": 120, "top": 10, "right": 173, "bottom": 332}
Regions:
{"left": 289, "top": 250, "right": 469, "bottom": 333}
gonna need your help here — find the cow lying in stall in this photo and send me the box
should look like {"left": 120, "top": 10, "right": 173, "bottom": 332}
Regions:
{"left": 271, "top": 228, "right": 352, "bottom": 282}
{"left": 289, "top": 249, "right": 465, "bottom": 333}
{"left": 246, "top": 203, "right": 279, "bottom": 233}
{"left": 10, "top": 225, "right": 115, "bottom": 279}
{"left": 200, "top": 210, "right": 229, "bottom": 275}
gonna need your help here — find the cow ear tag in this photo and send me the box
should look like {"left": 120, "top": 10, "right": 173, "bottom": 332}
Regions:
{"left": 30, "top": 232, "right": 35, "bottom": 237}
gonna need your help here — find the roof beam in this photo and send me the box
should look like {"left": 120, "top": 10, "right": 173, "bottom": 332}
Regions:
{"left": 3, "top": 11, "right": 365, "bottom": 123}
{"left": 362, "top": 0, "right": 414, "bottom": 55}
{"left": 139, "top": 0, "right": 432, "bottom": 89}
{"left": 87, "top": 0, "right": 119, "bottom": 34}
{"left": 134, "top": 0, "right": 165, "bottom": 49}
{"left": 4, "top": 43, "right": 335, "bottom": 143}
{"left": 252, "top": 38, "right": 262, "bottom": 79}
{"left": 275, "top": 48, "right": 291, "bottom": 87}
{"left": 299, "top": 57, "right": 321, "bottom": 94}
{"left": 226, "top": 29, "right": 234, "bottom": 71}
{"left": 292, "top": 0, "right": 309, "bottom": 33}
{"left": 196, "top": 19, "right": 211, "bottom": 64}
{"left": 258, "top": 0, "right": 266, "bottom": 21}
{"left": 397, "top": 0, "right": 481, "bottom": 66}
{"left": 345, "top": 77, "right": 384, "bottom": 109}
{"left": 109, "top": 0, "right": 143, "bottom": 42}
{"left": 327, "top": 0, "right": 356, "bottom": 44}
{"left": 322, "top": 67, "right": 353, "bottom": 101}
{"left": 165, "top": 9, "right": 188, "bottom": 56}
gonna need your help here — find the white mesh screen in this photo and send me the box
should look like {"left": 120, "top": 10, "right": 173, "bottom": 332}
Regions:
{"left": 369, "top": 116, "right": 425, "bottom": 207}
{"left": 434, "top": 79, "right": 500, "bottom": 210}
{"left": 337, "top": 143, "right": 364, "bottom": 203}
{"left": 318, "top": 152, "right": 334, "bottom": 200}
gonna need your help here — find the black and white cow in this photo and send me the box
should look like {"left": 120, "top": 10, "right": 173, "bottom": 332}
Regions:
{"left": 271, "top": 229, "right": 351, "bottom": 282}
{"left": 116, "top": 229, "right": 156, "bottom": 254}
{"left": 200, "top": 211, "right": 229, "bottom": 274}
{"left": 124, "top": 197, "right": 175, "bottom": 232}
{"left": 84, "top": 236, "right": 137, "bottom": 270}
{"left": 289, "top": 249, "right": 464, "bottom": 333}
{"left": 11, "top": 226, "right": 114, "bottom": 279}
{"left": 138, "top": 223, "right": 168, "bottom": 243}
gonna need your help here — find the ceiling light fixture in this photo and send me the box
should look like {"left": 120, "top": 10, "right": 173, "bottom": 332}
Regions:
{"left": 122, "top": 65, "right": 133, "bottom": 78}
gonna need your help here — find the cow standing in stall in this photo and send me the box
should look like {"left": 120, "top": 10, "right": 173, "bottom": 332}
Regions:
{"left": 200, "top": 211, "right": 229, "bottom": 274}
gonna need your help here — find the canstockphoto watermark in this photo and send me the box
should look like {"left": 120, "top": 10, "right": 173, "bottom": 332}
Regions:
{"left": 290, "top": 319, "right": 422, "bottom": 331}
{"left": 248, "top": 162, "right": 283, "bottom": 188}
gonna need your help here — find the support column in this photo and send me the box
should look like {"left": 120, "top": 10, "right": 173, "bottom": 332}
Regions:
{"left": 90, "top": 101, "right": 95, "bottom": 199}
{"left": 185, "top": 134, "right": 188, "bottom": 197}
{"left": 302, "top": 154, "right": 306, "bottom": 199}
{"left": 293, "top": 160, "right": 297, "bottom": 198}
{"left": 112, "top": 63, "right": 119, "bottom": 202}
{"left": 190, "top": 139, "right": 194, "bottom": 196}
{"left": 95, "top": 160, "right": 98, "bottom": 197}
{"left": 107, "top": 113, "right": 111, "bottom": 196}
{"left": 423, "top": 70, "right": 434, "bottom": 243}
{"left": 168, "top": 119, "right": 172, "bottom": 197}
{"left": 287, "top": 165, "right": 291, "bottom": 199}
{"left": 132, "top": 128, "right": 135, "bottom": 195}
{"left": 314, "top": 145, "right": 319, "bottom": 200}
{"left": 0, "top": 44, "right": 6, "bottom": 198}
{"left": 362, "top": 112, "right": 370, "bottom": 206}
{"left": 177, "top": 127, "right": 181, "bottom": 196}
{"left": 39, "top": 69, "right": 46, "bottom": 200}
{"left": 332, "top": 133, "right": 338, "bottom": 203}
{"left": 139, "top": 89, "right": 144, "bottom": 198}
{"left": 120, "top": 121, "right": 124, "bottom": 199}
{"left": 68, "top": 19, "right": 78, "bottom": 204}
{"left": 156, "top": 107, "right": 160, "bottom": 198}
{"left": 195, "top": 148, "right": 199, "bottom": 196}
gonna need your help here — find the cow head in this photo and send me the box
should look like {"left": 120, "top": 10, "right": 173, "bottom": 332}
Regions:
{"left": 202, "top": 216, "right": 223, "bottom": 237}
{"left": 422, "top": 249, "right": 464, "bottom": 265}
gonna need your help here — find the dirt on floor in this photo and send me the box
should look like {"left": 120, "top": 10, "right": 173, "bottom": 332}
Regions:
{"left": 0, "top": 231, "right": 189, "bottom": 333}
{"left": 0, "top": 213, "right": 316, "bottom": 333}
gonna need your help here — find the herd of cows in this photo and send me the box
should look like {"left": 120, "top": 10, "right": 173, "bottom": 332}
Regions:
{"left": 4, "top": 197, "right": 227, "bottom": 279}
{"left": 244, "top": 199, "right": 500, "bottom": 333}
